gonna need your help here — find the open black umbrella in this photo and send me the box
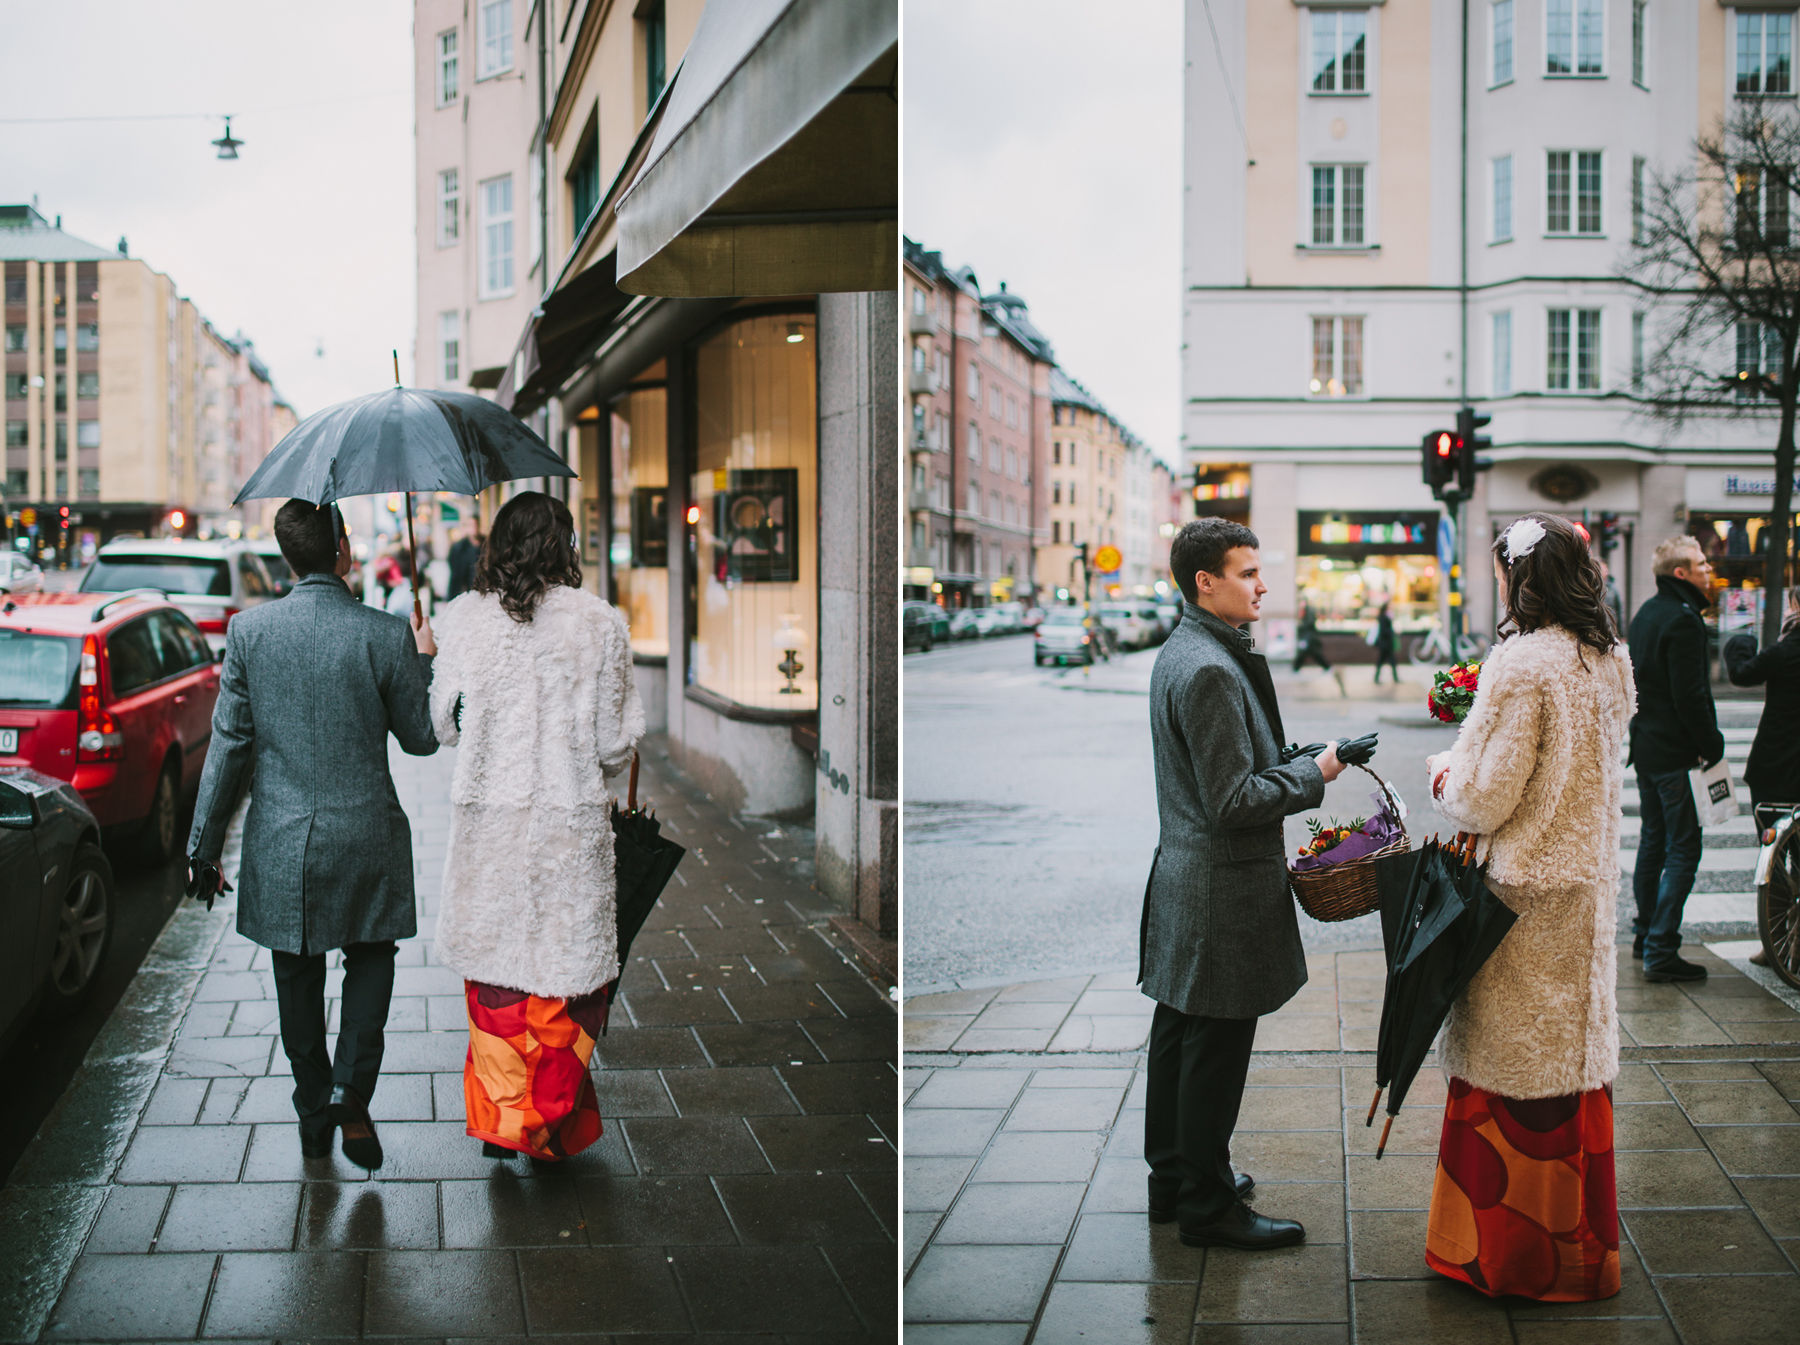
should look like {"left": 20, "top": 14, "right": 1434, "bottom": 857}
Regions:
{"left": 1363, "top": 835, "right": 1519, "bottom": 1157}
{"left": 593, "top": 753, "right": 686, "bottom": 1035}
{"left": 233, "top": 357, "right": 575, "bottom": 616}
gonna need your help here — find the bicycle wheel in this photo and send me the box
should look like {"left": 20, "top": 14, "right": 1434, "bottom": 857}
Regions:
{"left": 1758, "top": 820, "right": 1800, "bottom": 992}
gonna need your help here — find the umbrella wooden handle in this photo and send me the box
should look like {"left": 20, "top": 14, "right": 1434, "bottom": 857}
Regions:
{"left": 1366, "top": 1087, "right": 1383, "bottom": 1127}
{"left": 628, "top": 751, "right": 640, "bottom": 812}
{"left": 1376, "top": 1114, "right": 1395, "bottom": 1160}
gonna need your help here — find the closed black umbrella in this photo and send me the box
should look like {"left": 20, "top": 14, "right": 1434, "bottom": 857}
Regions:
{"left": 1363, "top": 836, "right": 1519, "bottom": 1157}
{"left": 233, "top": 366, "right": 574, "bottom": 617}
{"left": 594, "top": 754, "right": 686, "bottom": 1035}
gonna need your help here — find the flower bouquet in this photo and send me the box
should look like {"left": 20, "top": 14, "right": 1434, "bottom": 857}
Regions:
{"left": 1291, "top": 797, "right": 1405, "bottom": 873}
{"left": 1289, "top": 782, "right": 1410, "bottom": 922}
{"left": 1427, "top": 659, "right": 1482, "bottom": 724}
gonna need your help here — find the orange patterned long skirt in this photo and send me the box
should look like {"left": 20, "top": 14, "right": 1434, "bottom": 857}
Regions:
{"left": 463, "top": 979, "right": 611, "bottom": 1160}
{"left": 1425, "top": 1077, "right": 1621, "bottom": 1302}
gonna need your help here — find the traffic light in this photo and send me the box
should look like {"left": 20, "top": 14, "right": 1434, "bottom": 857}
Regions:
{"left": 1421, "top": 429, "right": 1457, "bottom": 498}
{"left": 1454, "top": 406, "right": 1492, "bottom": 496}
{"left": 1595, "top": 513, "right": 1619, "bottom": 556}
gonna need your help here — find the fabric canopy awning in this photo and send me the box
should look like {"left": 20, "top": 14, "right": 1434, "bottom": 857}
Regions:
{"left": 614, "top": 0, "right": 896, "bottom": 297}
{"left": 495, "top": 251, "right": 634, "bottom": 417}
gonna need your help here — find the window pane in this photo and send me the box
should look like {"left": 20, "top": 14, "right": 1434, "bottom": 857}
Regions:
{"left": 1632, "top": 156, "right": 1645, "bottom": 243}
{"left": 609, "top": 386, "right": 670, "bottom": 657}
{"left": 1577, "top": 0, "right": 1604, "bottom": 72}
{"left": 1548, "top": 309, "right": 1571, "bottom": 389}
{"left": 1547, "top": 0, "right": 1573, "bottom": 73}
{"left": 1340, "top": 317, "right": 1363, "bottom": 394}
{"left": 1736, "top": 165, "right": 1762, "bottom": 250}
{"left": 1312, "top": 166, "right": 1336, "bottom": 245}
{"left": 1577, "top": 152, "right": 1602, "bottom": 233}
{"left": 1576, "top": 309, "right": 1601, "bottom": 390}
{"left": 1547, "top": 152, "right": 1571, "bottom": 232}
{"left": 1632, "top": 311, "right": 1645, "bottom": 391}
{"left": 1771, "top": 13, "right": 1792, "bottom": 94}
{"left": 1769, "top": 166, "right": 1790, "bottom": 247}
{"left": 1341, "top": 12, "right": 1366, "bottom": 91}
{"left": 1494, "top": 156, "right": 1513, "bottom": 240}
{"left": 1739, "top": 13, "right": 1762, "bottom": 95}
{"left": 1493, "top": 311, "right": 1512, "bottom": 395}
{"left": 1311, "top": 11, "right": 1339, "bottom": 91}
{"left": 76, "top": 420, "right": 99, "bottom": 449}
{"left": 480, "top": 0, "right": 513, "bottom": 76}
{"left": 1632, "top": 0, "right": 1646, "bottom": 84}
{"left": 1311, "top": 317, "right": 1334, "bottom": 395}
{"left": 1342, "top": 166, "right": 1365, "bottom": 244}
{"left": 1494, "top": 0, "right": 1514, "bottom": 82}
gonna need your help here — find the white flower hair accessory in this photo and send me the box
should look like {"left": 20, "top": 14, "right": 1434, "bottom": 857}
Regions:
{"left": 1503, "top": 517, "right": 1547, "bottom": 563}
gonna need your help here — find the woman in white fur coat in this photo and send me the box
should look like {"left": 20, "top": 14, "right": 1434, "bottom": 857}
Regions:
{"left": 428, "top": 491, "right": 644, "bottom": 1162}
{"left": 1420, "top": 511, "right": 1634, "bottom": 1304}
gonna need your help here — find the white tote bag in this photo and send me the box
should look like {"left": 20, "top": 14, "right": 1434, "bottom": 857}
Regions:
{"left": 1690, "top": 758, "right": 1739, "bottom": 828}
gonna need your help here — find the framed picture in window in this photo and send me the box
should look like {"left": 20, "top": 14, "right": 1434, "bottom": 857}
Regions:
{"left": 631, "top": 486, "right": 668, "bottom": 568}
{"left": 712, "top": 468, "right": 798, "bottom": 583}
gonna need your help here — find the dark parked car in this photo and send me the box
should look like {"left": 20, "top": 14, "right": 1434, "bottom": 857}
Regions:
{"left": 904, "top": 600, "right": 950, "bottom": 653}
{"left": 0, "top": 769, "right": 116, "bottom": 1054}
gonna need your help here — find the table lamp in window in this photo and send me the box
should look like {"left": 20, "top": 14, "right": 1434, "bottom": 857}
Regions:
{"left": 773, "top": 614, "right": 807, "bottom": 696}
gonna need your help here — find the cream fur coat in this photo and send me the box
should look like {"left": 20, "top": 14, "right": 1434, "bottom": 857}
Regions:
{"left": 428, "top": 587, "right": 645, "bottom": 998}
{"left": 1431, "top": 626, "right": 1635, "bottom": 1099}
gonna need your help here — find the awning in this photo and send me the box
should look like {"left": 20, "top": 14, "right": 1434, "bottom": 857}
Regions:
{"left": 495, "top": 251, "right": 635, "bottom": 417}
{"left": 614, "top": 0, "right": 896, "bottom": 297}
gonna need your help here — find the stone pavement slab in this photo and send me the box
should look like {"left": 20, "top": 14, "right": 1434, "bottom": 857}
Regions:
{"left": 905, "top": 945, "right": 1800, "bottom": 1341}
{"left": 1, "top": 737, "right": 896, "bottom": 1342}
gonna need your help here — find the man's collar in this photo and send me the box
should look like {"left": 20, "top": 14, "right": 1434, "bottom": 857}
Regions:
{"left": 1186, "top": 601, "right": 1255, "bottom": 651}
{"left": 295, "top": 572, "right": 352, "bottom": 594}
{"left": 1656, "top": 573, "right": 1708, "bottom": 611}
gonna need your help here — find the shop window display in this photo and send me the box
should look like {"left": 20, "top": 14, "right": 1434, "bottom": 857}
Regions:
{"left": 690, "top": 312, "right": 817, "bottom": 711}
{"left": 609, "top": 378, "right": 669, "bottom": 657}
{"left": 1297, "top": 554, "right": 1441, "bottom": 632}
{"left": 1685, "top": 511, "right": 1797, "bottom": 640}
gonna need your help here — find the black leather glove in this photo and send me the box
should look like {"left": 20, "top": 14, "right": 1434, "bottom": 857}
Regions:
{"left": 185, "top": 858, "right": 233, "bottom": 911}
{"left": 1282, "top": 742, "right": 1327, "bottom": 764}
{"left": 1335, "top": 732, "right": 1380, "bottom": 767}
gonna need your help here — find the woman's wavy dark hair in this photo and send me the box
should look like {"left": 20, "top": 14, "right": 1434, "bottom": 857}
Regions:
{"left": 1491, "top": 511, "right": 1619, "bottom": 662}
{"left": 472, "top": 490, "right": 581, "bottom": 622}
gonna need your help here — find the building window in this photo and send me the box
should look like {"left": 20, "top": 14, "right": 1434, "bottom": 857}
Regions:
{"left": 1547, "top": 151, "right": 1602, "bottom": 234}
{"left": 1310, "top": 315, "right": 1364, "bottom": 396}
{"left": 78, "top": 468, "right": 98, "bottom": 497}
{"left": 76, "top": 420, "right": 100, "bottom": 449}
{"left": 1051, "top": 520, "right": 1061, "bottom": 543}
{"left": 608, "top": 383, "right": 670, "bottom": 656}
{"left": 4, "top": 373, "right": 25, "bottom": 400}
{"left": 1734, "top": 163, "right": 1792, "bottom": 250}
{"left": 76, "top": 323, "right": 98, "bottom": 352}
{"left": 643, "top": 0, "right": 668, "bottom": 112}
{"left": 54, "top": 327, "right": 66, "bottom": 365}
{"left": 77, "top": 372, "right": 98, "bottom": 398}
{"left": 1547, "top": 0, "right": 1603, "bottom": 75}
{"left": 4, "top": 421, "right": 25, "bottom": 447}
{"left": 479, "top": 175, "right": 514, "bottom": 297}
{"left": 1632, "top": 311, "right": 1646, "bottom": 391}
{"left": 438, "top": 169, "right": 460, "bottom": 246}
{"left": 477, "top": 0, "right": 513, "bottom": 79}
{"left": 1493, "top": 155, "right": 1513, "bottom": 241}
{"left": 1311, "top": 164, "right": 1366, "bottom": 246}
{"left": 1310, "top": 9, "right": 1368, "bottom": 93}
{"left": 1736, "top": 321, "right": 1781, "bottom": 399}
{"left": 3, "top": 326, "right": 23, "bottom": 353}
{"left": 439, "top": 311, "right": 461, "bottom": 384}
{"left": 1738, "top": 11, "right": 1792, "bottom": 97}
{"left": 1493, "top": 310, "right": 1512, "bottom": 394}
{"left": 1632, "top": 0, "right": 1647, "bottom": 87}
{"left": 1547, "top": 308, "right": 1601, "bottom": 391}
{"left": 989, "top": 491, "right": 1001, "bottom": 520}
{"left": 437, "top": 29, "right": 459, "bottom": 106}
{"left": 968, "top": 364, "right": 980, "bottom": 400}
{"left": 1632, "top": 156, "right": 1646, "bottom": 242}
{"left": 1493, "top": 0, "right": 1514, "bottom": 84}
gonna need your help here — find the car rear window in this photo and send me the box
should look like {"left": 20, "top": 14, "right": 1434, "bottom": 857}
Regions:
{"left": 0, "top": 630, "right": 80, "bottom": 708}
{"left": 82, "top": 556, "right": 231, "bottom": 596}
{"left": 259, "top": 552, "right": 293, "bottom": 584}
{"left": 1044, "top": 609, "right": 1084, "bottom": 626}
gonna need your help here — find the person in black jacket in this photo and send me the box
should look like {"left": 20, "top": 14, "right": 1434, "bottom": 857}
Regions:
{"left": 1627, "top": 536, "right": 1725, "bottom": 983}
{"left": 1725, "top": 588, "right": 1800, "bottom": 967}
{"left": 1371, "top": 602, "right": 1400, "bottom": 684}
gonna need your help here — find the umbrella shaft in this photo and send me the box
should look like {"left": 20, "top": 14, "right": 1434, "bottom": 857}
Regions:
{"left": 1366, "top": 1087, "right": 1383, "bottom": 1127}
{"left": 1376, "top": 1114, "right": 1395, "bottom": 1160}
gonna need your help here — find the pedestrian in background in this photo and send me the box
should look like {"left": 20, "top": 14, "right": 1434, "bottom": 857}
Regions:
{"left": 1294, "top": 602, "right": 1346, "bottom": 695}
{"left": 188, "top": 500, "right": 439, "bottom": 1171}
{"left": 1626, "top": 536, "right": 1723, "bottom": 983}
{"left": 1598, "top": 559, "right": 1624, "bottom": 634}
{"left": 447, "top": 525, "right": 482, "bottom": 600}
{"left": 429, "top": 491, "right": 644, "bottom": 1161}
{"left": 1423, "top": 512, "right": 1633, "bottom": 1302}
{"left": 1371, "top": 601, "right": 1400, "bottom": 684}
{"left": 1139, "top": 518, "right": 1347, "bottom": 1250}
{"left": 1725, "top": 586, "right": 1800, "bottom": 967}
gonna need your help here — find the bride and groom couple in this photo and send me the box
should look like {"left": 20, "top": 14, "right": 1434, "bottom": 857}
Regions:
{"left": 186, "top": 490, "right": 644, "bottom": 1170}
{"left": 1143, "top": 512, "right": 1634, "bottom": 1304}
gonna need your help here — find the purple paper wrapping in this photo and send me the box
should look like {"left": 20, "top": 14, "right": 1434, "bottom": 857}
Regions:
{"left": 1290, "top": 807, "right": 1403, "bottom": 873}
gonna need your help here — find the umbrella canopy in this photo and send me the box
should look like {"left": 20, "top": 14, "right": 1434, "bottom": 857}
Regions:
{"left": 233, "top": 387, "right": 573, "bottom": 507}
{"left": 1363, "top": 836, "right": 1519, "bottom": 1157}
{"left": 593, "top": 754, "right": 686, "bottom": 1035}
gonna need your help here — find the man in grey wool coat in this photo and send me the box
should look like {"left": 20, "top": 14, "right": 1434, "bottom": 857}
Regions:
{"left": 188, "top": 499, "right": 439, "bottom": 1171}
{"left": 1138, "top": 518, "right": 1347, "bottom": 1249}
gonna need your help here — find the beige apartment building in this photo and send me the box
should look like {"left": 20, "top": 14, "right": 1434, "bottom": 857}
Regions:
{"left": 1040, "top": 370, "right": 1159, "bottom": 602}
{"left": 4, "top": 206, "right": 283, "bottom": 561}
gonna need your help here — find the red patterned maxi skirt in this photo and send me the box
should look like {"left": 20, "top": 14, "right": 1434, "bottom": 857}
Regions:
{"left": 463, "top": 979, "right": 612, "bottom": 1159}
{"left": 1425, "top": 1077, "right": 1621, "bottom": 1302}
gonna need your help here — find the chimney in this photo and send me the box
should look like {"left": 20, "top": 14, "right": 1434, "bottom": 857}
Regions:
{"left": 54, "top": 215, "right": 61, "bottom": 228}
{"left": 117, "top": 237, "right": 128, "bottom": 256}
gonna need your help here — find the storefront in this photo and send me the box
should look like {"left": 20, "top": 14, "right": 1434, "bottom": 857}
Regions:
{"left": 1296, "top": 510, "right": 1443, "bottom": 647}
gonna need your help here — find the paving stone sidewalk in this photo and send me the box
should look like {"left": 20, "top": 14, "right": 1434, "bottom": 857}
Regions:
{"left": 0, "top": 736, "right": 897, "bottom": 1343}
{"left": 904, "top": 946, "right": 1800, "bottom": 1343}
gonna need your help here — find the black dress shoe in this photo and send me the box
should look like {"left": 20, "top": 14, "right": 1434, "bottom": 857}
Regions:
{"left": 1632, "top": 934, "right": 1644, "bottom": 960}
{"left": 300, "top": 1125, "right": 334, "bottom": 1160}
{"left": 1149, "top": 1173, "right": 1254, "bottom": 1223}
{"left": 1178, "top": 1201, "right": 1305, "bottom": 1250}
{"left": 327, "top": 1084, "right": 384, "bottom": 1171}
{"left": 1644, "top": 955, "right": 1707, "bottom": 983}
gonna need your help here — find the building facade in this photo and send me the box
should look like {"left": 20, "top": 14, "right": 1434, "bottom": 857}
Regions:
{"left": 1185, "top": 0, "right": 1795, "bottom": 657}
{"left": 3, "top": 206, "right": 282, "bottom": 561}
{"left": 1040, "top": 370, "right": 1160, "bottom": 603}
{"left": 903, "top": 240, "right": 1053, "bottom": 608}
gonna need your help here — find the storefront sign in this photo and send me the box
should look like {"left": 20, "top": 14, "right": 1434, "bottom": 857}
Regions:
{"left": 1299, "top": 511, "right": 1438, "bottom": 555}
{"left": 1723, "top": 475, "right": 1799, "bottom": 497}
{"left": 906, "top": 566, "right": 934, "bottom": 587}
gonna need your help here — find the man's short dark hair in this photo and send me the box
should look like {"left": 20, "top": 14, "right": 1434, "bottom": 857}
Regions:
{"left": 1170, "top": 518, "right": 1259, "bottom": 603}
{"left": 274, "top": 499, "right": 343, "bottom": 577}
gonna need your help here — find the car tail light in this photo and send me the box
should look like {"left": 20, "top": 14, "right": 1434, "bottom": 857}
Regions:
{"left": 77, "top": 635, "right": 123, "bottom": 761}
{"left": 196, "top": 607, "right": 241, "bottom": 635}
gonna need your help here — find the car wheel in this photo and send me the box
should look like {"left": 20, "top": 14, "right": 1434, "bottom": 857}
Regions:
{"left": 41, "top": 844, "right": 115, "bottom": 1017}
{"left": 136, "top": 760, "right": 181, "bottom": 867}
{"left": 922, "top": 637, "right": 932, "bottom": 653}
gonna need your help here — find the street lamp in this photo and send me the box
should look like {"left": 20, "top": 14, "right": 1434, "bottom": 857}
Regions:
{"left": 211, "top": 118, "right": 243, "bottom": 160}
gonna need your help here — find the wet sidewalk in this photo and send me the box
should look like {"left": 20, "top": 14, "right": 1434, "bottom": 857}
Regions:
{"left": 903, "top": 947, "right": 1800, "bottom": 1343}
{"left": 0, "top": 738, "right": 897, "bottom": 1343}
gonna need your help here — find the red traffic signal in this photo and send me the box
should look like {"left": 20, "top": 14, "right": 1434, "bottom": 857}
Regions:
{"left": 1435, "top": 432, "right": 1456, "bottom": 458}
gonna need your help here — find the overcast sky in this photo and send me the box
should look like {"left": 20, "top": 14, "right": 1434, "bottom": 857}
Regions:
{"left": 904, "top": 0, "right": 1184, "bottom": 465}
{"left": 0, "top": 0, "right": 415, "bottom": 420}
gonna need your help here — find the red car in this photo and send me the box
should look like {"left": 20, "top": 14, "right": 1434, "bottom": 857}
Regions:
{"left": 0, "top": 590, "right": 220, "bottom": 863}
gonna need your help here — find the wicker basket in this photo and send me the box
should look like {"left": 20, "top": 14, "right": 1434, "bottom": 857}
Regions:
{"left": 1289, "top": 765, "right": 1410, "bottom": 923}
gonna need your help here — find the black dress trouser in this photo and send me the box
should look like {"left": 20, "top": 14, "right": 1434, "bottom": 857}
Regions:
{"left": 271, "top": 940, "right": 397, "bottom": 1137}
{"left": 1144, "top": 1002, "right": 1259, "bottom": 1227}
